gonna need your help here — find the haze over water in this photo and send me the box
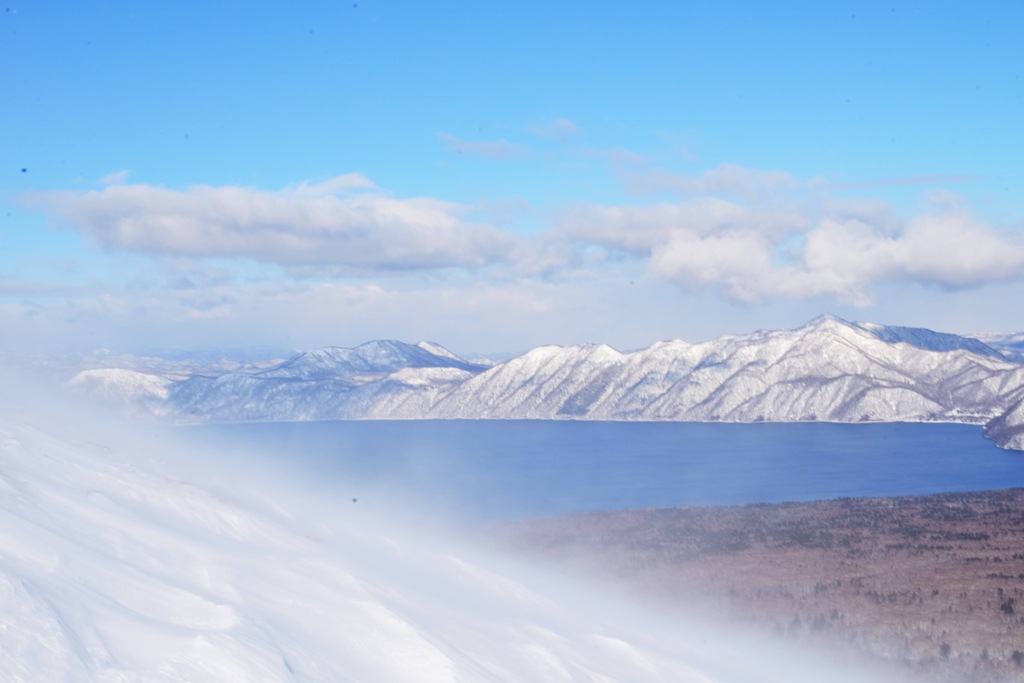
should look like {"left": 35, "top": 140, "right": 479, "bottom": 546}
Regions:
{"left": 196, "top": 421, "right": 1024, "bottom": 522}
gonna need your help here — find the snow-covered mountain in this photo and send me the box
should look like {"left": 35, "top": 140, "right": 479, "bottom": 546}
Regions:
{"left": 0, "top": 384, "right": 882, "bottom": 683}
{"left": 983, "top": 396, "right": 1024, "bottom": 451}
{"left": 969, "top": 331, "right": 1024, "bottom": 363}
{"left": 67, "top": 316, "right": 1024, "bottom": 450}
{"left": 428, "top": 316, "right": 1024, "bottom": 427}
{"left": 255, "top": 340, "right": 487, "bottom": 381}
{"left": 155, "top": 340, "right": 489, "bottom": 422}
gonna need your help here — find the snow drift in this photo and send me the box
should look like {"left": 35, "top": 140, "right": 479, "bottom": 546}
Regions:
{"left": 0, "top": 373, "right": 906, "bottom": 682}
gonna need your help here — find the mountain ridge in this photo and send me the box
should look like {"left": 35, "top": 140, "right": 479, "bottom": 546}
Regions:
{"left": 64, "top": 317, "right": 1024, "bottom": 451}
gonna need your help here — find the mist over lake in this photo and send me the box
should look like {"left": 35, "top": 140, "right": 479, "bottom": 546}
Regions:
{"left": 194, "top": 421, "right": 1024, "bottom": 522}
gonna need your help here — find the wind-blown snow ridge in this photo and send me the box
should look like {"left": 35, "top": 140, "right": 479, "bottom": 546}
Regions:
{"left": 0, "top": 392, "right": 884, "bottom": 682}
{"left": 68, "top": 317, "right": 1024, "bottom": 451}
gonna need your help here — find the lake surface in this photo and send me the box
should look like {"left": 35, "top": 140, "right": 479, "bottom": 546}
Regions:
{"left": 195, "top": 421, "right": 1024, "bottom": 522}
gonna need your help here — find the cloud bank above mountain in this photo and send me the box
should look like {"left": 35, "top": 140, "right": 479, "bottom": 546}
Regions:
{"left": 27, "top": 166, "right": 1024, "bottom": 299}
{"left": 14, "top": 158, "right": 1024, "bottom": 354}
{"left": 27, "top": 175, "right": 518, "bottom": 273}
{"left": 559, "top": 170, "right": 1024, "bottom": 305}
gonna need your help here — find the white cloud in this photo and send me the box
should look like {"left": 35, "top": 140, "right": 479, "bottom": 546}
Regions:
{"left": 649, "top": 230, "right": 776, "bottom": 303}
{"left": 14, "top": 161, "right": 1024, "bottom": 353}
{"left": 560, "top": 185, "right": 1024, "bottom": 305}
{"left": 559, "top": 198, "right": 809, "bottom": 254}
{"left": 816, "top": 196, "right": 903, "bottom": 235}
{"left": 25, "top": 176, "right": 518, "bottom": 273}
{"left": 897, "top": 210, "right": 1024, "bottom": 286}
{"left": 795, "top": 210, "right": 1024, "bottom": 299}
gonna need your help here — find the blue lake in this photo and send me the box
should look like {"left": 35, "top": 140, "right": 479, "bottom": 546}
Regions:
{"left": 195, "top": 421, "right": 1024, "bottom": 522}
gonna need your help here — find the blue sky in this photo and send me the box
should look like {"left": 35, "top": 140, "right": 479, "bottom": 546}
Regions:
{"left": 3, "top": 1, "right": 1023, "bottom": 355}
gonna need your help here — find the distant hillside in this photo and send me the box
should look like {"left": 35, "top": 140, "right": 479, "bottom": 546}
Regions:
{"left": 66, "top": 316, "right": 1024, "bottom": 450}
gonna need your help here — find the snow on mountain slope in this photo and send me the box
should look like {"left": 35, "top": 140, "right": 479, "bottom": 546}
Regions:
{"left": 69, "top": 340, "right": 489, "bottom": 423}
{"left": 258, "top": 340, "right": 486, "bottom": 381}
{"left": 357, "top": 366, "right": 485, "bottom": 418}
{"left": 969, "top": 332, "right": 1024, "bottom": 362}
{"left": 63, "top": 317, "right": 1024, "bottom": 450}
{"left": 635, "top": 317, "right": 1014, "bottom": 423}
{"left": 852, "top": 319, "right": 1006, "bottom": 358}
{"left": 984, "top": 394, "right": 1024, "bottom": 450}
{"left": 67, "top": 368, "right": 174, "bottom": 417}
{"left": 429, "top": 344, "right": 627, "bottom": 419}
{"left": 0, "top": 387, "right": 891, "bottom": 683}
{"left": 429, "top": 316, "right": 1023, "bottom": 426}
{"left": 416, "top": 340, "right": 491, "bottom": 366}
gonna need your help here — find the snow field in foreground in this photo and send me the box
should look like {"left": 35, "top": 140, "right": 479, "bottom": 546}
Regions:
{"left": 0, "top": 387, "right": 903, "bottom": 682}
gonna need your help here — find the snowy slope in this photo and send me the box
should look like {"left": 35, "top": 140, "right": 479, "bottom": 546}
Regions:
{"left": 65, "top": 317, "right": 1024, "bottom": 450}
{"left": 67, "top": 368, "right": 174, "bottom": 417}
{"left": 853, "top": 320, "right": 1006, "bottom": 358}
{"left": 73, "top": 340, "right": 487, "bottom": 423}
{"left": 257, "top": 340, "right": 486, "bottom": 381}
{"left": 983, "top": 396, "right": 1024, "bottom": 451}
{"left": 427, "top": 344, "right": 628, "bottom": 419}
{"left": 428, "top": 316, "right": 1024, "bottom": 428}
{"left": 0, "top": 388, "right": 892, "bottom": 683}
{"left": 969, "top": 332, "right": 1024, "bottom": 363}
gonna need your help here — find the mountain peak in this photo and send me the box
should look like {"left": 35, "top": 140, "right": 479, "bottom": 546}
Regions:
{"left": 66, "top": 319, "right": 1024, "bottom": 442}
{"left": 792, "top": 316, "right": 1007, "bottom": 359}
{"left": 257, "top": 339, "right": 484, "bottom": 380}
{"left": 801, "top": 313, "right": 855, "bottom": 330}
